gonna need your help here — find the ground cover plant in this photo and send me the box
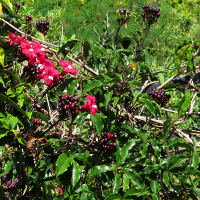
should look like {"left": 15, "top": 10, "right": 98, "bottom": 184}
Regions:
{"left": 0, "top": 0, "right": 200, "bottom": 199}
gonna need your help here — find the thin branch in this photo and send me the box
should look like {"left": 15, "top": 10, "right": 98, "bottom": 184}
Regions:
{"left": 135, "top": 25, "right": 150, "bottom": 58}
{"left": 157, "top": 67, "right": 187, "bottom": 89}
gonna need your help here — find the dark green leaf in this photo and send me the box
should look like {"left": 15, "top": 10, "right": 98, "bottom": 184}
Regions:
{"left": 167, "top": 155, "right": 188, "bottom": 170}
{"left": 59, "top": 39, "right": 80, "bottom": 55}
{"left": 105, "top": 194, "right": 122, "bottom": 200}
{"left": 0, "top": 94, "right": 29, "bottom": 121}
{"left": 83, "top": 80, "right": 102, "bottom": 94}
{"left": 178, "top": 90, "right": 192, "bottom": 117}
{"left": 122, "top": 170, "right": 143, "bottom": 189}
{"left": 139, "top": 98, "right": 157, "bottom": 115}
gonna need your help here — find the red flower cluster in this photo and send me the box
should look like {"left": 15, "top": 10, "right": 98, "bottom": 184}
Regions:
{"left": 80, "top": 94, "right": 98, "bottom": 116}
{"left": 8, "top": 33, "right": 78, "bottom": 87}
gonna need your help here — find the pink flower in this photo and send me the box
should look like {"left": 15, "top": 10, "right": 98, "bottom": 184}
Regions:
{"left": 80, "top": 95, "right": 98, "bottom": 116}
{"left": 59, "top": 60, "right": 78, "bottom": 75}
{"left": 8, "top": 33, "right": 24, "bottom": 45}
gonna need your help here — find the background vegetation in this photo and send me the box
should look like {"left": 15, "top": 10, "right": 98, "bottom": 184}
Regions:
{"left": 0, "top": 0, "right": 200, "bottom": 199}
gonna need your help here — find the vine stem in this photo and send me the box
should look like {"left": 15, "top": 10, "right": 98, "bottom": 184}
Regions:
{"left": 1, "top": 18, "right": 98, "bottom": 76}
{"left": 135, "top": 25, "right": 151, "bottom": 58}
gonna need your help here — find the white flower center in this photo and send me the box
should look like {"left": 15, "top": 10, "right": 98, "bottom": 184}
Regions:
{"left": 48, "top": 76, "right": 54, "bottom": 80}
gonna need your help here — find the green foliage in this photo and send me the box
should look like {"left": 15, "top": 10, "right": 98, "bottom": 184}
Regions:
{"left": 0, "top": 0, "right": 200, "bottom": 199}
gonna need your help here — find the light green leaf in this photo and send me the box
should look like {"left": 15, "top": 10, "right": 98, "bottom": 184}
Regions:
{"left": 95, "top": 113, "right": 104, "bottom": 136}
{"left": 112, "top": 173, "right": 121, "bottom": 193}
{"left": 163, "top": 171, "right": 169, "bottom": 187}
{"left": 150, "top": 180, "right": 160, "bottom": 194}
{"left": 56, "top": 153, "right": 73, "bottom": 177}
{"left": 72, "top": 161, "right": 84, "bottom": 188}
{"left": 104, "top": 90, "right": 113, "bottom": 110}
{"left": 0, "top": 48, "right": 4, "bottom": 67}
{"left": 117, "top": 139, "right": 139, "bottom": 166}
{"left": 0, "top": 0, "right": 13, "bottom": 14}
{"left": 86, "top": 164, "right": 116, "bottom": 181}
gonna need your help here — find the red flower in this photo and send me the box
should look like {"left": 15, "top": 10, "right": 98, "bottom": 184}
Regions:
{"left": 59, "top": 60, "right": 78, "bottom": 75}
{"left": 8, "top": 33, "right": 24, "bottom": 45}
{"left": 80, "top": 95, "right": 98, "bottom": 116}
{"left": 58, "top": 186, "right": 63, "bottom": 194}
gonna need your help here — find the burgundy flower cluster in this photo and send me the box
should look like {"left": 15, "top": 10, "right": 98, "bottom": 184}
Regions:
{"left": 142, "top": 5, "right": 160, "bottom": 25}
{"left": 26, "top": 15, "right": 32, "bottom": 25}
{"left": 58, "top": 94, "right": 79, "bottom": 117}
{"left": 36, "top": 20, "right": 50, "bottom": 35}
{"left": 149, "top": 89, "right": 171, "bottom": 106}
{"left": 97, "top": 132, "right": 117, "bottom": 151}
{"left": 8, "top": 33, "right": 78, "bottom": 87}
{"left": 58, "top": 94, "right": 98, "bottom": 117}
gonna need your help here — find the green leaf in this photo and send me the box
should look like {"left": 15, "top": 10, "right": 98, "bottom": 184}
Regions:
{"left": 167, "top": 155, "right": 188, "bottom": 170}
{"left": 0, "top": 94, "right": 29, "bottom": 121}
{"left": 0, "top": 0, "right": 13, "bottom": 14}
{"left": 143, "top": 164, "right": 160, "bottom": 174}
{"left": 178, "top": 90, "right": 192, "bottom": 117}
{"left": 124, "top": 188, "right": 150, "bottom": 197}
{"left": 0, "top": 48, "right": 4, "bottom": 67}
{"left": 105, "top": 194, "right": 122, "bottom": 200}
{"left": 86, "top": 164, "right": 116, "bottom": 181}
{"left": 9, "top": 116, "right": 19, "bottom": 129}
{"left": 0, "top": 160, "right": 13, "bottom": 177}
{"left": 0, "top": 76, "right": 4, "bottom": 85}
{"left": 83, "top": 80, "right": 101, "bottom": 94}
{"left": 59, "top": 39, "right": 80, "bottom": 55}
{"left": 192, "top": 152, "right": 199, "bottom": 171}
{"left": 117, "top": 139, "right": 138, "bottom": 166}
{"left": 104, "top": 90, "right": 113, "bottom": 110}
{"left": 187, "top": 45, "right": 194, "bottom": 72}
{"left": 163, "top": 171, "right": 169, "bottom": 187}
{"left": 150, "top": 180, "right": 160, "bottom": 194}
{"left": 165, "top": 137, "right": 189, "bottom": 147}
{"left": 113, "top": 97, "right": 119, "bottom": 108}
{"left": 56, "top": 153, "right": 73, "bottom": 177}
{"left": 72, "top": 161, "right": 84, "bottom": 188}
{"left": 122, "top": 170, "right": 143, "bottom": 189}
{"left": 112, "top": 173, "right": 121, "bottom": 193}
{"left": 94, "top": 113, "right": 104, "bottom": 136}
{"left": 68, "top": 79, "right": 79, "bottom": 95}
{"left": 139, "top": 98, "right": 157, "bottom": 116}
